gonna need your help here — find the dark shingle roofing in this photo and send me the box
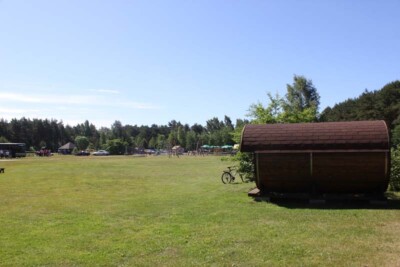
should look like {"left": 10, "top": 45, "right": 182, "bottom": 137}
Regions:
{"left": 240, "top": 120, "right": 389, "bottom": 152}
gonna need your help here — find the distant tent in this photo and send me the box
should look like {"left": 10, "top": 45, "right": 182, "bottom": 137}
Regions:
{"left": 58, "top": 142, "right": 76, "bottom": 154}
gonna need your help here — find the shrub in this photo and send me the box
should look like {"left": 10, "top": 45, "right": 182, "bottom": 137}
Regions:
{"left": 106, "top": 139, "right": 127, "bottom": 155}
{"left": 232, "top": 152, "right": 255, "bottom": 181}
{"left": 390, "top": 147, "right": 400, "bottom": 191}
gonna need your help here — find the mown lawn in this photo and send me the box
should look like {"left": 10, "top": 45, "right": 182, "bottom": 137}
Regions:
{"left": 0, "top": 155, "right": 399, "bottom": 266}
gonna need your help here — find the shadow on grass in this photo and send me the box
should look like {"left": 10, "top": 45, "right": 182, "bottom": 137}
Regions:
{"left": 251, "top": 191, "right": 400, "bottom": 210}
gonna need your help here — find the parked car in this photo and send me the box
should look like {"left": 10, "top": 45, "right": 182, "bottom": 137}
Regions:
{"left": 93, "top": 150, "right": 110, "bottom": 156}
{"left": 76, "top": 150, "right": 90, "bottom": 156}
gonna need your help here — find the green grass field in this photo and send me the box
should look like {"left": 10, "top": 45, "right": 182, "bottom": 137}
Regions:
{"left": 1, "top": 155, "right": 400, "bottom": 266}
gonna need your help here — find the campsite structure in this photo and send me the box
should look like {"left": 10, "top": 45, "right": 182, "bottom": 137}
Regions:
{"left": 58, "top": 142, "right": 76, "bottom": 154}
{"left": 240, "top": 121, "right": 390, "bottom": 195}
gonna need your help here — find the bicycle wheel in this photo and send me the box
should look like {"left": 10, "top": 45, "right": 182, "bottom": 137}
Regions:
{"left": 221, "top": 172, "right": 233, "bottom": 184}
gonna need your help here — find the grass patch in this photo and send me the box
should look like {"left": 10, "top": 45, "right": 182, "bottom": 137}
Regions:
{"left": 1, "top": 156, "right": 400, "bottom": 266}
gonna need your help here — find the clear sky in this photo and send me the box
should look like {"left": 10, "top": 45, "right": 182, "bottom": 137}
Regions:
{"left": 1, "top": 0, "right": 399, "bottom": 127}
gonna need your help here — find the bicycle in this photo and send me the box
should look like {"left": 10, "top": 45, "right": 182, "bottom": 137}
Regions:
{"left": 221, "top": 166, "right": 245, "bottom": 184}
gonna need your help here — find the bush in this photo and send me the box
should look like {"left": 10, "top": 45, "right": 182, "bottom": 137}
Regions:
{"left": 75, "top": 136, "right": 89, "bottom": 150}
{"left": 106, "top": 139, "right": 127, "bottom": 155}
{"left": 232, "top": 152, "right": 255, "bottom": 181}
{"left": 390, "top": 147, "right": 400, "bottom": 191}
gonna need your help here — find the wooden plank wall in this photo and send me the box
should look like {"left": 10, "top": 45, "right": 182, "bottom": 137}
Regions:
{"left": 257, "top": 152, "right": 388, "bottom": 194}
{"left": 313, "top": 152, "right": 387, "bottom": 193}
{"left": 257, "top": 153, "right": 311, "bottom": 193}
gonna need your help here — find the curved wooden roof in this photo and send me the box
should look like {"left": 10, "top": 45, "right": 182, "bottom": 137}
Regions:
{"left": 240, "top": 120, "right": 389, "bottom": 152}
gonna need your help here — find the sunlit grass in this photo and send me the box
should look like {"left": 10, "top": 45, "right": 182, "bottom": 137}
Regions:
{"left": 0, "top": 155, "right": 399, "bottom": 266}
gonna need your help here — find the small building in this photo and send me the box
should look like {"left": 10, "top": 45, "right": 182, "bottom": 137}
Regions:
{"left": 0, "top": 143, "right": 26, "bottom": 158}
{"left": 240, "top": 121, "right": 390, "bottom": 194}
{"left": 58, "top": 142, "right": 76, "bottom": 155}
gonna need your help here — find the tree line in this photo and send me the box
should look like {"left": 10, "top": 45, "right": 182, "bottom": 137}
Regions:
{"left": 2, "top": 76, "right": 399, "bottom": 151}
{"left": 320, "top": 80, "right": 400, "bottom": 145}
{"left": 0, "top": 116, "right": 248, "bottom": 153}
{"left": 1, "top": 77, "right": 399, "bottom": 151}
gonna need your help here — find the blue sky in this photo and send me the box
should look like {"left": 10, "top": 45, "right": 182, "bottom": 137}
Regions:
{"left": 1, "top": 0, "right": 399, "bottom": 127}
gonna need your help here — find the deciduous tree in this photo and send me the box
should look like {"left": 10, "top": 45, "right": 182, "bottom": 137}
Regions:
{"left": 75, "top": 136, "right": 89, "bottom": 150}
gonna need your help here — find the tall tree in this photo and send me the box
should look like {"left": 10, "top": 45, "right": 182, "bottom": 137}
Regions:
{"left": 239, "top": 75, "right": 320, "bottom": 178}
{"left": 185, "top": 131, "right": 197, "bottom": 151}
{"left": 247, "top": 93, "right": 284, "bottom": 124}
{"left": 156, "top": 134, "right": 166, "bottom": 149}
{"left": 75, "top": 136, "right": 89, "bottom": 150}
{"left": 106, "top": 139, "right": 127, "bottom": 155}
{"left": 320, "top": 80, "right": 400, "bottom": 131}
{"left": 285, "top": 75, "right": 320, "bottom": 112}
{"left": 248, "top": 76, "right": 320, "bottom": 124}
{"left": 167, "top": 131, "right": 177, "bottom": 147}
{"left": 224, "top": 115, "right": 234, "bottom": 131}
{"left": 191, "top": 124, "right": 204, "bottom": 135}
{"left": 148, "top": 137, "right": 157, "bottom": 149}
{"left": 206, "top": 117, "right": 224, "bottom": 133}
{"left": 111, "top": 120, "right": 124, "bottom": 139}
{"left": 177, "top": 126, "right": 186, "bottom": 148}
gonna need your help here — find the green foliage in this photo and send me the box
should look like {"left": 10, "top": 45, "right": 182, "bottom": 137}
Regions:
{"left": 0, "top": 136, "right": 9, "bottom": 143}
{"left": 320, "top": 80, "right": 400, "bottom": 131}
{"left": 167, "top": 131, "right": 177, "bottom": 147}
{"left": 0, "top": 116, "right": 236, "bottom": 152}
{"left": 247, "top": 90, "right": 319, "bottom": 125}
{"left": 237, "top": 75, "right": 320, "bottom": 178}
{"left": 105, "top": 139, "right": 127, "bottom": 155}
{"left": 231, "top": 126, "right": 243, "bottom": 145}
{"left": 177, "top": 126, "right": 186, "bottom": 148}
{"left": 74, "top": 136, "right": 89, "bottom": 150}
{"left": 39, "top": 141, "right": 47, "bottom": 149}
{"left": 206, "top": 117, "right": 224, "bottom": 132}
{"left": 279, "top": 107, "right": 319, "bottom": 123}
{"left": 285, "top": 75, "right": 320, "bottom": 113}
{"left": 233, "top": 152, "right": 255, "bottom": 181}
{"left": 148, "top": 137, "right": 157, "bottom": 149}
{"left": 156, "top": 134, "right": 166, "bottom": 149}
{"left": 185, "top": 131, "right": 197, "bottom": 151}
{"left": 134, "top": 135, "right": 146, "bottom": 149}
{"left": 392, "top": 125, "right": 400, "bottom": 147}
{"left": 204, "top": 117, "right": 235, "bottom": 147}
{"left": 390, "top": 147, "right": 400, "bottom": 191}
{"left": 247, "top": 93, "right": 284, "bottom": 124}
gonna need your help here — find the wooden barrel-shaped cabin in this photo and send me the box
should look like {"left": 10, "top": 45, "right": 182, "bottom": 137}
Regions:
{"left": 240, "top": 121, "right": 390, "bottom": 194}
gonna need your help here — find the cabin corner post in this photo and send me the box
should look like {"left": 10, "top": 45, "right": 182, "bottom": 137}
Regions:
{"left": 385, "top": 151, "right": 390, "bottom": 178}
{"left": 255, "top": 152, "right": 260, "bottom": 190}
{"left": 310, "top": 152, "right": 316, "bottom": 194}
